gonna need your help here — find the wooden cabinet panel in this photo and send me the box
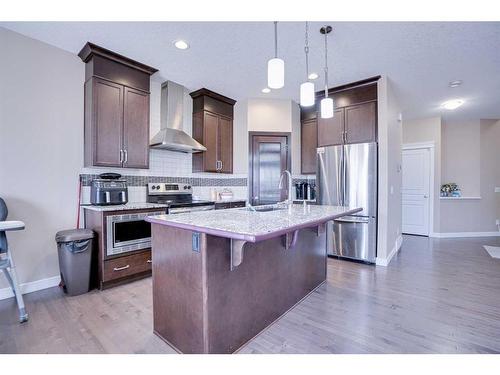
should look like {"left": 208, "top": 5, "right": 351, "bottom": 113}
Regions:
{"left": 93, "top": 78, "right": 123, "bottom": 167}
{"left": 301, "top": 119, "right": 318, "bottom": 174}
{"left": 81, "top": 43, "right": 156, "bottom": 169}
{"left": 190, "top": 89, "right": 236, "bottom": 174}
{"left": 203, "top": 112, "right": 219, "bottom": 172}
{"left": 123, "top": 87, "right": 150, "bottom": 168}
{"left": 218, "top": 116, "right": 233, "bottom": 173}
{"left": 103, "top": 250, "right": 152, "bottom": 282}
{"left": 317, "top": 108, "right": 344, "bottom": 147}
{"left": 345, "top": 101, "right": 376, "bottom": 144}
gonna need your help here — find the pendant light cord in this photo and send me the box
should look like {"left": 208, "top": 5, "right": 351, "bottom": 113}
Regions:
{"left": 304, "top": 22, "right": 310, "bottom": 79}
{"left": 324, "top": 27, "right": 329, "bottom": 97}
{"left": 274, "top": 21, "right": 278, "bottom": 58}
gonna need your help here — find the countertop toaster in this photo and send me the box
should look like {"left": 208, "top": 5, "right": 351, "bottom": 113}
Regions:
{"left": 90, "top": 176, "right": 128, "bottom": 206}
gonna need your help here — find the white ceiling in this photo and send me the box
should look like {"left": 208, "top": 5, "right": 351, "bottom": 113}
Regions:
{"left": 2, "top": 22, "right": 500, "bottom": 121}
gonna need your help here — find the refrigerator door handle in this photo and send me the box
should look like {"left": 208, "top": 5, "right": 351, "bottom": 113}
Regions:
{"left": 334, "top": 217, "right": 370, "bottom": 224}
{"left": 342, "top": 145, "right": 348, "bottom": 207}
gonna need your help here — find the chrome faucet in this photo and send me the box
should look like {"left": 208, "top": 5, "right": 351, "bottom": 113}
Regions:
{"left": 278, "top": 170, "right": 293, "bottom": 206}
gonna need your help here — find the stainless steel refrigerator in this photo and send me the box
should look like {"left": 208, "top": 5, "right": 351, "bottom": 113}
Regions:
{"left": 317, "top": 142, "right": 377, "bottom": 263}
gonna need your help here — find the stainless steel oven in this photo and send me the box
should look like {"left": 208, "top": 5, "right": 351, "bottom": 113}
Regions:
{"left": 106, "top": 210, "right": 165, "bottom": 257}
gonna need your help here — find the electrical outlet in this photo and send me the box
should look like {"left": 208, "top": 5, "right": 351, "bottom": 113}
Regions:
{"left": 496, "top": 219, "right": 500, "bottom": 226}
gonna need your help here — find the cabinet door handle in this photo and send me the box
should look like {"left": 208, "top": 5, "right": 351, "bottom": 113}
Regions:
{"left": 124, "top": 149, "right": 128, "bottom": 164}
{"left": 119, "top": 149, "right": 124, "bottom": 163}
{"left": 147, "top": 259, "right": 152, "bottom": 263}
{"left": 113, "top": 265, "right": 130, "bottom": 272}
{"left": 220, "top": 161, "right": 223, "bottom": 171}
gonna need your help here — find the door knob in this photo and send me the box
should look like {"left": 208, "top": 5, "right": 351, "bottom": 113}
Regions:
{"left": 423, "top": 195, "right": 429, "bottom": 198}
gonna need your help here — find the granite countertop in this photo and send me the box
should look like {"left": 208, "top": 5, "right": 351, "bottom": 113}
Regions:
{"left": 81, "top": 202, "right": 168, "bottom": 212}
{"left": 146, "top": 204, "right": 362, "bottom": 242}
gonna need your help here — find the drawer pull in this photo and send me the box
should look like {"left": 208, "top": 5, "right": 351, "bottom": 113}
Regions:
{"left": 147, "top": 259, "right": 152, "bottom": 263}
{"left": 113, "top": 265, "right": 130, "bottom": 271}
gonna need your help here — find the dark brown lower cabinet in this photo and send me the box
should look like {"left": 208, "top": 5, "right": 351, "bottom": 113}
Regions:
{"left": 301, "top": 119, "right": 318, "bottom": 174}
{"left": 214, "top": 200, "right": 246, "bottom": 210}
{"left": 84, "top": 208, "right": 160, "bottom": 290}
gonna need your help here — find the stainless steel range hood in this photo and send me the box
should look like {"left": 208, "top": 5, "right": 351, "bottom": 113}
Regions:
{"left": 150, "top": 81, "right": 207, "bottom": 153}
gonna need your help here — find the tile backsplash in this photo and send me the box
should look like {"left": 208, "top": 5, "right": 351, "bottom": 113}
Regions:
{"left": 80, "top": 149, "right": 248, "bottom": 204}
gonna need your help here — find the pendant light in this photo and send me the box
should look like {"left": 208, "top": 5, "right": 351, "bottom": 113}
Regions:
{"left": 300, "top": 22, "right": 315, "bottom": 107}
{"left": 320, "top": 25, "right": 334, "bottom": 119}
{"left": 267, "top": 21, "right": 285, "bottom": 89}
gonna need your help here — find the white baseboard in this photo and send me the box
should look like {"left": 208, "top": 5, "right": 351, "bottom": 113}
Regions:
{"left": 376, "top": 234, "right": 403, "bottom": 266}
{"left": 431, "top": 231, "right": 500, "bottom": 238}
{"left": 0, "top": 275, "right": 61, "bottom": 301}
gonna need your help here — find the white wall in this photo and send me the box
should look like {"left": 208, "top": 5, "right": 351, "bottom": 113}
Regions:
{"left": 441, "top": 120, "right": 481, "bottom": 197}
{"left": 376, "top": 76, "right": 403, "bottom": 265}
{"left": 0, "top": 28, "right": 84, "bottom": 289}
{"left": 402, "top": 116, "right": 500, "bottom": 235}
{"left": 439, "top": 119, "right": 500, "bottom": 234}
{"left": 247, "top": 99, "right": 292, "bottom": 132}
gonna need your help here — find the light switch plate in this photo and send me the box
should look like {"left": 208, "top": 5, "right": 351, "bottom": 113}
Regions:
{"left": 495, "top": 187, "right": 500, "bottom": 193}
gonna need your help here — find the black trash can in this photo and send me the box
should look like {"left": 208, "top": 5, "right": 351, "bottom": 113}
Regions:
{"left": 55, "top": 229, "right": 95, "bottom": 296}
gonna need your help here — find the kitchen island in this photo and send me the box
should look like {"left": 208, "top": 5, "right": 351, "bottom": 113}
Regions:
{"left": 146, "top": 204, "right": 361, "bottom": 353}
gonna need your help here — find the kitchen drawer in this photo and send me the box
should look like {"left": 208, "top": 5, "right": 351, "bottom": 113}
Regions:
{"left": 230, "top": 201, "right": 246, "bottom": 208}
{"left": 214, "top": 202, "right": 232, "bottom": 210}
{"left": 103, "top": 250, "right": 152, "bottom": 282}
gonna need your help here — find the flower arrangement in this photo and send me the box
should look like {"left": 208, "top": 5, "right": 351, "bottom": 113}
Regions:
{"left": 440, "top": 183, "right": 461, "bottom": 197}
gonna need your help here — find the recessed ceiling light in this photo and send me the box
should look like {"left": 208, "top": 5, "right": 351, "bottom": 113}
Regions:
{"left": 308, "top": 72, "right": 319, "bottom": 80}
{"left": 262, "top": 88, "right": 271, "bottom": 93}
{"left": 173, "top": 40, "right": 189, "bottom": 50}
{"left": 442, "top": 99, "right": 464, "bottom": 110}
{"left": 449, "top": 80, "right": 462, "bottom": 88}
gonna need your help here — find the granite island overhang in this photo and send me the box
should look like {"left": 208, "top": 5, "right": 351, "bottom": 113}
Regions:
{"left": 145, "top": 204, "right": 362, "bottom": 353}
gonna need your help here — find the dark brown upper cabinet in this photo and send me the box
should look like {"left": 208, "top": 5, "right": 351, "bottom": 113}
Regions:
{"left": 300, "top": 77, "right": 379, "bottom": 153}
{"left": 344, "top": 101, "right": 376, "bottom": 144}
{"left": 79, "top": 42, "right": 157, "bottom": 169}
{"left": 317, "top": 108, "right": 345, "bottom": 147}
{"left": 301, "top": 118, "right": 318, "bottom": 174}
{"left": 190, "top": 88, "right": 236, "bottom": 174}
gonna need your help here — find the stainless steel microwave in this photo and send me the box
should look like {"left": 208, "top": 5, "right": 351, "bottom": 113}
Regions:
{"left": 106, "top": 211, "right": 165, "bottom": 257}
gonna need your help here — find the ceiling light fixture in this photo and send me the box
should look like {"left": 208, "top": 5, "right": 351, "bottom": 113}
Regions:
{"left": 267, "top": 21, "right": 285, "bottom": 89}
{"left": 308, "top": 72, "right": 319, "bottom": 80}
{"left": 442, "top": 99, "right": 464, "bottom": 110}
{"left": 300, "top": 22, "right": 315, "bottom": 107}
{"left": 173, "top": 40, "right": 189, "bottom": 50}
{"left": 449, "top": 80, "right": 462, "bottom": 88}
{"left": 262, "top": 88, "right": 271, "bottom": 93}
{"left": 320, "top": 25, "right": 334, "bottom": 119}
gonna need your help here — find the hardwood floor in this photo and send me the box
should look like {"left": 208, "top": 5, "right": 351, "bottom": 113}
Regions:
{"left": 1, "top": 235, "right": 499, "bottom": 354}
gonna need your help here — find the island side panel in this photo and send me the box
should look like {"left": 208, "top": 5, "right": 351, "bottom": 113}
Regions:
{"left": 151, "top": 224, "right": 207, "bottom": 353}
{"left": 205, "top": 225, "right": 327, "bottom": 354}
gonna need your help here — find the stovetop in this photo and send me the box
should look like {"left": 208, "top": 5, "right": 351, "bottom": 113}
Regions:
{"left": 146, "top": 183, "right": 214, "bottom": 208}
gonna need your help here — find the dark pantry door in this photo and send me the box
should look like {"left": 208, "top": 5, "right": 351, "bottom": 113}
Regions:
{"left": 250, "top": 134, "right": 289, "bottom": 206}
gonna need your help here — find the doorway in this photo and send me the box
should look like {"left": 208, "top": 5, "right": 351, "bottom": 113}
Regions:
{"left": 249, "top": 132, "right": 290, "bottom": 206}
{"left": 402, "top": 144, "right": 434, "bottom": 236}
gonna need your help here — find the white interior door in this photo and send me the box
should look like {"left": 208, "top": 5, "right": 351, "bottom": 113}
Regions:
{"left": 402, "top": 148, "right": 431, "bottom": 236}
